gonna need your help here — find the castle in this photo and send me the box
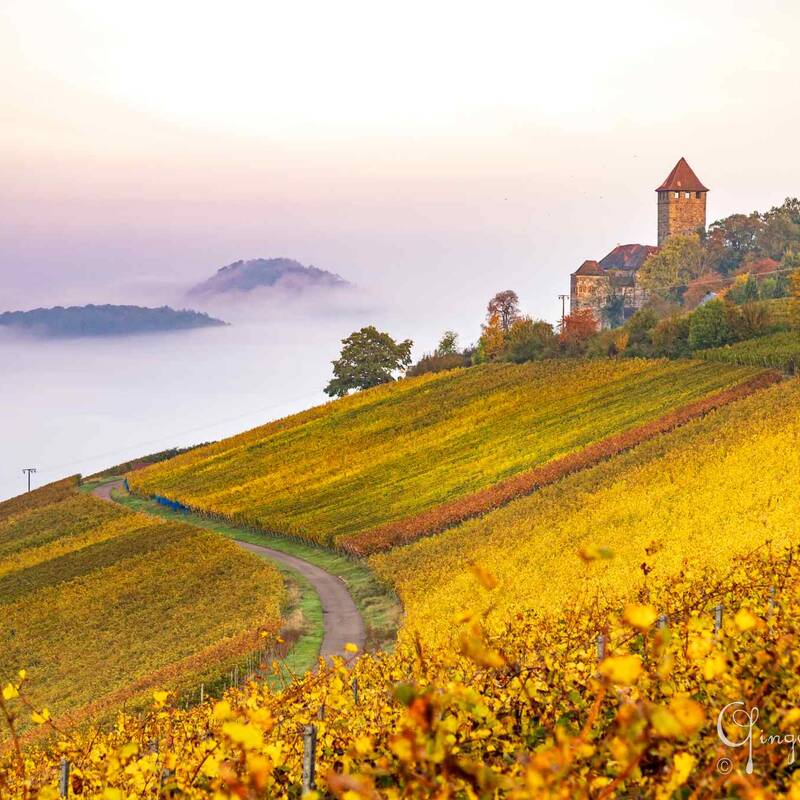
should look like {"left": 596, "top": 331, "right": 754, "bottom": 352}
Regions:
{"left": 569, "top": 157, "right": 708, "bottom": 325}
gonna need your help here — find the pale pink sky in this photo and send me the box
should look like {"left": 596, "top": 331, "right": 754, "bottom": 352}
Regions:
{"left": 1, "top": 0, "right": 799, "bottom": 322}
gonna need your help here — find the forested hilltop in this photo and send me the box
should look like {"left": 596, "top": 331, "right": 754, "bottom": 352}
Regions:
{"left": 0, "top": 304, "right": 226, "bottom": 338}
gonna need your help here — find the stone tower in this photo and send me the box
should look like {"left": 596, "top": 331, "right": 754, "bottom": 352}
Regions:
{"left": 656, "top": 157, "right": 708, "bottom": 246}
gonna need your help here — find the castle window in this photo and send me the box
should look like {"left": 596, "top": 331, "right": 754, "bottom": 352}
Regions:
{"left": 685, "top": 192, "right": 691, "bottom": 199}
{"left": 695, "top": 191, "right": 702, "bottom": 199}
{"left": 674, "top": 192, "right": 680, "bottom": 199}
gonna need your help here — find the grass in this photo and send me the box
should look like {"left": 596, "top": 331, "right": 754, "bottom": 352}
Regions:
{"left": 127, "top": 359, "right": 761, "bottom": 546}
{"left": 112, "top": 486, "right": 401, "bottom": 651}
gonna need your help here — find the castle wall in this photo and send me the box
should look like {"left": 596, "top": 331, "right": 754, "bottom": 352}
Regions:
{"left": 657, "top": 190, "right": 706, "bottom": 245}
{"left": 570, "top": 274, "right": 608, "bottom": 315}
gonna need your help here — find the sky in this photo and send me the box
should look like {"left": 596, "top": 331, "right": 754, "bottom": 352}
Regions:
{"left": 2, "top": 1, "right": 800, "bottom": 499}
{"left": 2, "top": 0, "right": 799, "bottom": 324}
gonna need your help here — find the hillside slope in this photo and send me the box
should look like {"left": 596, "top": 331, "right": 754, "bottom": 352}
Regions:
{"left": 129, "top": 359, "right": 760, "bottom": 545}
{"left": 370, "top": 377, "right": 800, "bottom": 646}
{"left": 0, "top": 485, "right": 283, "bottom": 727}
{"left": 7, "top": 373, "right": 800, "bottom": 797}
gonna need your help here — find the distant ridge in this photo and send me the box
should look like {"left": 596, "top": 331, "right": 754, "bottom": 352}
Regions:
{"left": 187, "top": 257, "right": 351, "bottom": 297}
{"left": 0, "top": 304, "right": 226, "bottom": 338}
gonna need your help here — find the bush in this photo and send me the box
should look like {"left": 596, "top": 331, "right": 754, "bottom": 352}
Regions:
{"left": 407, "top": 352, "right": 470, "bottom": 377}
{"left": 688, "top": 299, "right": 732, "bottom": 350}
{"left": 504, "top": 318, "right": 556, "bottom": 363}
{"left": 651, "top": 315, "right": 691, "bottom": 358}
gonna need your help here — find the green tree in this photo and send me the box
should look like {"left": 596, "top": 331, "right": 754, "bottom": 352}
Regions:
{"left": 601, "top": 292, "right": 626, "bottom": 329}
{"left": 688, "top": 299, "right": 732, "bottom": 350}
{"left": 638, "top": 235, "right": 706, "bottom": 300}
{"left": 651, "top": 315, "right": 691, "bottom": 358}
{"left": 504, "top": 317, "right": 556, "bottom": 363}
{"left": 726, "top": 273, "right": 760, "bottom": 305}
{"left": 434, "top": 330, "right": 459, "bottom": 356}
{"left": 325, "top": 326, "right": 413, "bottom": 397}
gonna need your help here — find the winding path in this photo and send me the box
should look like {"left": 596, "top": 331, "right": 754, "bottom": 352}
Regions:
{"left": 91, "top": 480, "right": 365, "bottom": 662}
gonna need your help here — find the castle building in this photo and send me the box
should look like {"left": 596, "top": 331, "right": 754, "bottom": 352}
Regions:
{"left": 656, "top": 157, "right": 708, "bottom": 246}
{"left": 569, "top": 158, "right": 708, "bottom": 326}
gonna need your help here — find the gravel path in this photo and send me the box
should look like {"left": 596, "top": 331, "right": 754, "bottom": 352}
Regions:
{"left": 91, "top": 480, "right": 365, "bottom": 662}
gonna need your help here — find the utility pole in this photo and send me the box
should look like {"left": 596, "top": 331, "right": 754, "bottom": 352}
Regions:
{"left": 558, "top": 294, "right": 569, "bottom": 328}
{"left": 22, "top": 467, "right": 37, "bottom": 493}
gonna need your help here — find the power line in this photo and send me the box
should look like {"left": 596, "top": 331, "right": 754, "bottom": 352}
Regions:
{"left": 22, "top": 467, "right": 37, "bottom": 493}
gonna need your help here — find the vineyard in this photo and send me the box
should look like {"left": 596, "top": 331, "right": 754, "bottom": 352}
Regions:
{"left": 129, "top": 359, "right": 759, "bottom": 546}
{"left": 4, "top": 539, "right": 800, "bottom": 797}
{"left": 2, "top": 358, "right": 799, "bottom": 796}
{"left": 0, "top": 486, "right": 284, "bottom": 729}
{"left": 696, "top": 329, "right": 800, "bottom": 372}
{"left": 369, "top": 378, "right": 800, "bottom": 648}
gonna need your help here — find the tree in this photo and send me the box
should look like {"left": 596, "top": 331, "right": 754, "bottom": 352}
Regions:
{"left": 726, "top": 273, "right": 759, "bottom": 305}
{"left": 705, "top": 213, "right": 763, "bottom": 274}
{"left": 688, "top": 299, "right": 732, "bottom": 350}
{"left": 325, "top": 326, "right": 413, "bottom": 397}
{"left": 434, "top": 330, "right": 459, "bottom": 357}
{"left": 487, "top": 290, "right": 520, "bottom": 332}
{"left": 474, "top": 312, "right": 507, "bottom": 362}
{"left": 504, "top": 317, "right": 556, "bottom": 363}
{"left": 601, "top": 292, "right": 626, "bottom": 329}
{"left": 559, "top": 308, "right": 598, "bottom": 355}
{"left": 651, "top": 315, "right": 691, "bottom": 358}
{"left": 638, "top": 235, "right": 706, "bottom": 300}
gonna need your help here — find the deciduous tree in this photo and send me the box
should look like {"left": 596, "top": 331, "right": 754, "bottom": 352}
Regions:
{"left": 487, "top": 290, "right": 520, "bottom": 332}
{"left": 325, "top": 326, "right": 413, "bottom": 397}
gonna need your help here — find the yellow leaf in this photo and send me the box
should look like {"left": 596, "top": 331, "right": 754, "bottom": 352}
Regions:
{"left": 152, "top": 690, "right": 169, "bottom": 708}
{"left": 470, "top": 564, "right": 498, "bottom": 590}
{"left": 344, "top": 642, "right": 359, "bottom": 653}
{"left": 31, "top": 708, "right": 51, "bottom": 725}
{"left": 2, "top": 683, "right": 18, "bottom": 701}
{"left": 702, "top": 651, "right": 727, "bottom": 680}
{"left": 734, "top": 608, "right": 759, "bottom": 632}
{"left": 669, "top": 696, "right": 705, "bottom": 735}
{"left": 672, "top": 752, "right": 696, "bottom": 784}
{"left": 17, "top": 669, "right": 26, "bottom": 681}
{"left": 623, "top": 603, "right": 659, "bottom": 631}
{"left": 598, "top": 654, "right": 642, "bottom": 686}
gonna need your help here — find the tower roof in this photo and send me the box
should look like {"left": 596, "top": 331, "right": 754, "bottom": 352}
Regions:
{"left": 656, "top": 157, "right": 708, "bottom": 192}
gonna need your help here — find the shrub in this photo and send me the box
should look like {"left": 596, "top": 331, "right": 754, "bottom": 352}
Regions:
{"left": 688, "top": 299, "right": 732, "bottom": 350}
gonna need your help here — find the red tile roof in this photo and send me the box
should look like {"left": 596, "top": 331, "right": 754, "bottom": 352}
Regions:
{"left": 573, "top": 260, "right": 605, "bottom": 276}
{"left": 599, "top": 244, "right": 658, "bottom": 271}
{"left": 656, "top": 157, "right": 708, "bottom": 192}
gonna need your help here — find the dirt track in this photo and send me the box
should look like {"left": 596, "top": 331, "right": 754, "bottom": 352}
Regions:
{"left": 91, "top": 480, "right": 365, "bottom": 662}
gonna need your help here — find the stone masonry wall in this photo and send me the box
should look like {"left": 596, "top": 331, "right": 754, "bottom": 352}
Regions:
{"left": 657, "top": 191, "right": 706, "bottom": 245}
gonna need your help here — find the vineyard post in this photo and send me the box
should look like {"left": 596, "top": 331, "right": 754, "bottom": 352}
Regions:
{"left": 596, "top": 634, "right": 606, "bottom": 661}
{"left": 658, "top": 614, "right": 668, "bottom": 630}
{"left": 302, "top": 725, "right": 317, "bottom": 792}
{"left": 200, "top": 684, "right": 204, "bottom": 704}
{"left": 714, "top": 604, "right": 723, "bottom": 635}
{"left": 59, "top": 758, "right": 70, "bottom": 798}
{"left": 768, "top": 586, "right": 777, "bottom": 619}
{"left": 353, "top": 677, "right": 359, "bottom": 705}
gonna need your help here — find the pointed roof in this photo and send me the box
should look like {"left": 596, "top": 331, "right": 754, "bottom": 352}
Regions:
{"left": 656, "top": 157, "right": 708, "bottom": 192}
{"left": 573, "top": 260, "right": 605, "bottom": 276}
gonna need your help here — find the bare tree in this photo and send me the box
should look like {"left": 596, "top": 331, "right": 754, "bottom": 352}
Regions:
{"left": 487, "top": 290, "right": 520, "bottom": 332}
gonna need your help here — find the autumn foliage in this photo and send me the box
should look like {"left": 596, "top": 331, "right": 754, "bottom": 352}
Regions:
{"left": 341, "top": 369, "right": 780, "bottom": 555}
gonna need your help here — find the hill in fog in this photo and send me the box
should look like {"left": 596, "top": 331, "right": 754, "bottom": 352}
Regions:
{"left": 0, "top": 304, "right": 227, "bottom": 338}
{"left": 187, "top": 258, "right": 352, "bottom": 297}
